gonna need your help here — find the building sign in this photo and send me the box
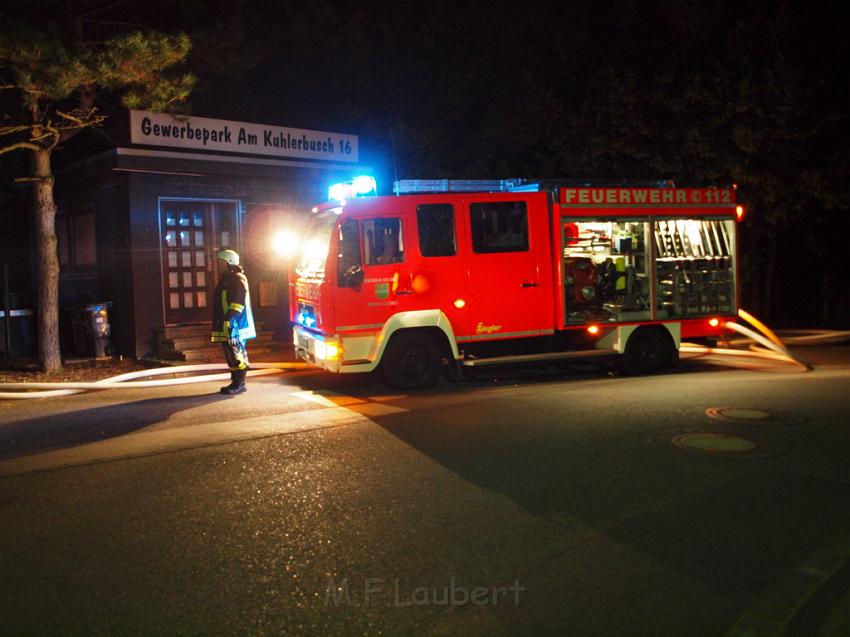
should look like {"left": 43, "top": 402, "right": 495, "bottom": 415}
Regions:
{"left": 130, "top": 110, "right": 358, "bottom": 163}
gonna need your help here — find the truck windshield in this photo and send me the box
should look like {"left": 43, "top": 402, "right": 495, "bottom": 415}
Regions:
{"left": 296, "top": 210, "right": 339, "bottom": 278}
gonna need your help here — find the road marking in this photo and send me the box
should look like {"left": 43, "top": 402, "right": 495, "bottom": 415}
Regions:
{"left": 291, "top": 389, "right": 408, "bottom": 412}
{"left": 346, "top": 403, "right": 409, "bottom": 417}
{"left": 290, "top": 390, "right": 369, "bottom": 407}
{"left": 0, "top": 407, "right": 370, "bottom": 478}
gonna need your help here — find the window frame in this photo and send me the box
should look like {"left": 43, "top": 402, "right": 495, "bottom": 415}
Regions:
{"left": 362, "top": 217, "right": 404, "bottom": 266}
{"left": 336, "top": 218, "right": 363, "bottom": 287}
{"left": 56, "top": 206, "right": 97, "bottom": 278}
{"left": 416, "top": 203, "right": 457, "bottom": 258}
{"left": 469, "top": 200, "right": 530, "bottom": 254}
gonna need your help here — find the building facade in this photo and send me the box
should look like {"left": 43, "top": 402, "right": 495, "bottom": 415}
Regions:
{"left": 50, "top": 110, "right": 370, "bottom": 358}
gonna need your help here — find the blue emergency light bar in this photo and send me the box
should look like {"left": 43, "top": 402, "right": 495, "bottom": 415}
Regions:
{"left": 328, "top": 176, "right": 377, "bottom": 202}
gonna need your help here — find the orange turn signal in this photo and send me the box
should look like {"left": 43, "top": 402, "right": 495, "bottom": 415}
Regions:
{"left": 587, "top": 325, "right": 600, "bottom": 335}
{"left": 708, "top": 318, "right": 720, "bottom": 328}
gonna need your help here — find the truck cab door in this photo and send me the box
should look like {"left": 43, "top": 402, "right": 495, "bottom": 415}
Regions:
{"left": 333, "top": 215, "right": 414, "bottom": 335}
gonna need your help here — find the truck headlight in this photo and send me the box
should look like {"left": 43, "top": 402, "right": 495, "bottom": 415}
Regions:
{"left": 272, "top": 230, "right": 299, "bottom": 258}
{"left": 315, "top": 340, "right": 342, "bottom": 361}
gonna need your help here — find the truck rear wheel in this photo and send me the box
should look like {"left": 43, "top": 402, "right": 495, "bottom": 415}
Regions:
{"left": 381, "top": 331, "right": 443, "bottom": 390}
{"left": 618, "top": 327, "right": 676, "bottom": 375}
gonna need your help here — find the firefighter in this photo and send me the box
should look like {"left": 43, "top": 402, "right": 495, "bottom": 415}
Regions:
{"left": 211, "top": 249, "right": 256, "bottom": 394}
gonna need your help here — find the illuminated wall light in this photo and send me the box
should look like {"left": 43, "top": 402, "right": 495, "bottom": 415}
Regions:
{"left": 453, "top": 298, "right": 466, "bottom": 309}
{"left": 587, "top": 325, "right": 600, "bottom": 335}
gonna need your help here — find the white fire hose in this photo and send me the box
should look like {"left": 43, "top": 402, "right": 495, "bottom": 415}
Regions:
{"left": 0, "top": 362, "right": 308, "bottom": 400}
{"left": 1, "top": 310, "right": 845, "bottom": 398}
{"left": 679, "top": 309, "right": 836, "bottom": 372}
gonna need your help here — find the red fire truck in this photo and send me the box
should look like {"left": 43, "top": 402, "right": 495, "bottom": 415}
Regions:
{"left": 290, "top": 178, "right": 743, "bottom": 389}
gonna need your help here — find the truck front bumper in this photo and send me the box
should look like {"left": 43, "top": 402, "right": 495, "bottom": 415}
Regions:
{"left": 293, "top": 326, "right": 341, "bottom": 373}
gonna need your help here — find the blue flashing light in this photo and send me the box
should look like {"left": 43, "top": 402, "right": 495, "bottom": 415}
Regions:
{"left": 296, "top": 307, "right": 317, "bottom": 329}
{"left": 328, "top": 175, "right": 377, "bottom": 202}
{"left": 328, "top": 182, "right": 349, "bottom": 203}
{"left": 352, "top": 175, "right": 377, "bottom": 195}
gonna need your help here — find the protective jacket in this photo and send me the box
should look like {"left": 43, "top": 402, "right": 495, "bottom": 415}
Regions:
{"left": 211, "top": 266, "right": 256, "bottom": 342}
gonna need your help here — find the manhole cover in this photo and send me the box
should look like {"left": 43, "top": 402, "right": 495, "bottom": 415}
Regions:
{"left": 673, "top": 432, "right": 759, "bottom": 453}
{"left": 706, "top": 407, "right": 774, "bottom": 422}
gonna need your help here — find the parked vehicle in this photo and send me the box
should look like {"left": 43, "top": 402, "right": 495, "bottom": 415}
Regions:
{"left": 291, "top": 178, "right": 743, "bottom": 388}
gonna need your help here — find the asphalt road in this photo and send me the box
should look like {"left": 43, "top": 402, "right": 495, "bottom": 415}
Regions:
{"left": 1, "top": 348, "right": 850, "bottom": 636}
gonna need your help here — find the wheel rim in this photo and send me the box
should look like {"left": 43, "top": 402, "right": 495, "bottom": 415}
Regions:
{"left": 629, "top": 336, "right": 659, "bottom": 367}
{"left": 400, "top": 348, "right": 429, "bottom": 379}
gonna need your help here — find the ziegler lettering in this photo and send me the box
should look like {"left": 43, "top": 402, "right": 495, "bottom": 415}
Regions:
{"left": 475, "top": 322, "right": 502, "bottom": 334}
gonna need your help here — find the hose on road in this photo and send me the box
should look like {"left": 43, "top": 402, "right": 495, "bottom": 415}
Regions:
{"left": 0, "top": 362, "right": 309, "bottom": 400}
{"left": 680, "top": 309, "right": 817, "bottom": 372}
{"left": 2, "top": 310, "right": 846, "bottom": 398}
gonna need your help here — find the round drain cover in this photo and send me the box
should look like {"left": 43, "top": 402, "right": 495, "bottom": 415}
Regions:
{"left": 706, "top": 407, "right": 773, "bottom": 422}
{"left": 673, "top": 432, "right": 758, "bottom": 453}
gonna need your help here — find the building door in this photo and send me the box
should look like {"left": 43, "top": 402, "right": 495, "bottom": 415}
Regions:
{"left": 162, "top": 200, "right": 238, "bottom": 324}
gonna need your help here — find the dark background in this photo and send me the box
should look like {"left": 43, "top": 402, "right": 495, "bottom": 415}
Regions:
{"left": 3, "top": 0, "right": 849, "bottom": 327}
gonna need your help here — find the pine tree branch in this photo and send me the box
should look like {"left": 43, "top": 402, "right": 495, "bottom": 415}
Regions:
{"left": 0, "top": 124, "right": 33, "bottom": 137}
{"left": 14, "top": 176, "right": 54, "bottom": 183}
{"left": 0, "top": 141, "right": 42, "bottom": 155}
{"left": 54, "top": 110, "right": 107, "bottom": 130}
{"left": 0, "top": 84, "right": 46, "bottom": 96}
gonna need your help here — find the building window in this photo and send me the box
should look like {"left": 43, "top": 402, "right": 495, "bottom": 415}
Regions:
{"left": 57, "top": 209, "right": 96, "bottom": 276}
{"left": 417, "top": 204, "right": 456, "bottom": 257}
{"left": 470, "top": 201, "right": 529, "bottom": 253}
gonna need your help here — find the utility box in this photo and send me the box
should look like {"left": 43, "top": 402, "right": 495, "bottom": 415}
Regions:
{"left": 0, "top": 309, "right": 35, "bottom": 358}
{"left": 65, "top": 302, "right": 112, "bottom": 358}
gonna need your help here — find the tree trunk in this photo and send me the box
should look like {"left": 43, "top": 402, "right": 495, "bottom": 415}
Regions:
{"left": 31, "top": 148, "right": 62, "bottom": 372}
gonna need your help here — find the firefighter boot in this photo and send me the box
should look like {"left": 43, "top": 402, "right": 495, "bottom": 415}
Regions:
{"left": 221, "top": 369, "right": 247, "bottom": 395}
{"left": 220, "top": 370, "right": 238, "bottom": 394}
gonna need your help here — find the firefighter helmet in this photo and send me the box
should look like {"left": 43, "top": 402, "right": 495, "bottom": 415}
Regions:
{"left": 217, "top": 249, "right": 240, "bottom": 266}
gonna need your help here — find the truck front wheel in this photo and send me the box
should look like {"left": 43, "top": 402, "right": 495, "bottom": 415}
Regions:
{"left": 381, "top": 331, "right": 443, "bottom": 390}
